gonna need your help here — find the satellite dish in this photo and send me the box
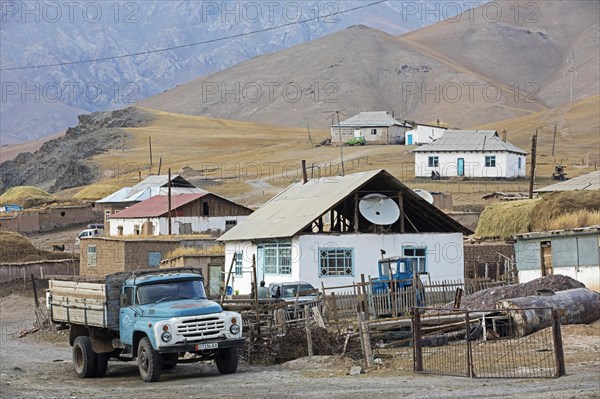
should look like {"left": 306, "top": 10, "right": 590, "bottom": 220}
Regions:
{"left": 359, "top": 194, "right": 400, "bottom": 225}
{"left": 413, "top": 189, "right": 434, "bottom": 204}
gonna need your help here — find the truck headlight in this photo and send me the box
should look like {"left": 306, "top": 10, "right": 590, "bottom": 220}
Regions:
{"left": 161, "top": 331, "right": 172, "bottom": 342}
{"left": 229, "top": 324, "right": 240, "bottom": 334}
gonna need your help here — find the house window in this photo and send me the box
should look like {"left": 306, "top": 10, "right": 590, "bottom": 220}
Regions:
{"left": 319, "top": 248, "right": 353, "bottom": 277}
{"left": 225, "top": 220, "right": 237, "bottom": 231}
{"left": 87, "top": 245, "right": 97, "bottom": 267}
{"left": 148, "top": 252, "right": 161, "bottom": 267}
{"left": 134, "top": 225, "right": 140, "bottom": 235}
{"left": 179, "top": 223, "right": 192, "bottom": 235}
{"left": 234, "top": 252, "right": 243, "bottom": 276}
{"left": 117, "top": 226, "right": 123, "bottom": 236}
{"left": 259, "top": 241, "right": 291, "bottom": 275}
{"left": 104, "top": 210, "right": 111, "bottom": 222}
{"left": 203, "top": 202, "right": 210, "bottom": 216}
{"left": 403, "top": 247, "right": 427, "bottom": 273}
{"left": 370, "top": 128, "right": 377, "bottom": 135}
{"left": 428, "top": 156, "right": 439, "bottom": 168}
{"left": 485, "top": 156, "right": 496, "bottom": 167}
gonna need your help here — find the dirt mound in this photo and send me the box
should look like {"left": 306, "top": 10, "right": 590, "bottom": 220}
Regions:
{"left": 0, "top": 232, "right": 74, "bottom": 263}
{"left": 458, "top": 275, "right": 585, "bottom": 310}
{"left": 0, "top": 186, "right": 55, "bottom": 208}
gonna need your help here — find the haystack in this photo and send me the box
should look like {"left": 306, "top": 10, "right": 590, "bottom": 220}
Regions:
{"left": 475, "top": 199, "right": 538, "bottom": 239}
{"left": 73, "top": 183, "right": 121, "bottom": 201}
{"left": 0, "top": 186, "right": 55, "bottom": 208}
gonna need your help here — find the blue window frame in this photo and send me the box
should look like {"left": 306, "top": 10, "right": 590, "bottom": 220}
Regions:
{"left": 319, "top": 247, "right": 354, "bottom": 277}
{"left": 258, "top": 241, "right": 291, "bottom": 275}
{"left": 234, "top": 252, "right": 243, "bottom": 276}
{"left": 403, "top": 247, "right": 426, "bottom": 273}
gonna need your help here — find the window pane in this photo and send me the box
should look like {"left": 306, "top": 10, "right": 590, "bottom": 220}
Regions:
{"left": 234, "top": 252, "right": 243, "bottom": 276}
{"left": 319, "top": 248, "right": 353, "bottom": 277}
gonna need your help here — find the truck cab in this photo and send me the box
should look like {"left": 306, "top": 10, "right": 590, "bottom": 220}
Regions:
{"left": 371, "top": 257, "right": 426, "bottom": 306}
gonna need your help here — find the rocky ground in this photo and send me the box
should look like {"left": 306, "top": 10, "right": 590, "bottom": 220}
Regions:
{"left": 0, "top": 108, "right": 154, "bottom": 193}
{"left": 0, "top": 286, "right": 598, "bottom": 399}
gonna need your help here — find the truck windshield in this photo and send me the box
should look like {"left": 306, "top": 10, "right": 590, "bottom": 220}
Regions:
{"left": 136, "top": 279, "right": 207, "bottom": 305}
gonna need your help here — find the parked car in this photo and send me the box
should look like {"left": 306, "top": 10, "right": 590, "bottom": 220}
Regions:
{"left": 267, "top": 281, "right": 320, "bottom": 318}
{"left": 346, "top": 136, "right": 366, "bottom": 146}
{"left": 75, "top": 228, "right": 103, "bottom": 245}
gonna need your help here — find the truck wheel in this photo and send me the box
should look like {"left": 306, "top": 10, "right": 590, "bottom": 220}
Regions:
{"left": 161, "top": 354, "right": 178, "bottom": 370}
{"left": 94, "top": 352, "right": 109, "bottom": 377}
{"left": 137, "top": 337, "right": 161, "bottom": 382}
{"left": 73, "top": 336, "right": 97, "bottom": 378}
{"left": 215, "top": 347, "right": 238, "bottom": 374}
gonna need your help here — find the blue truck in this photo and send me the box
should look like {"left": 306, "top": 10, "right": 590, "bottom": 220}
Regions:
{"left": 48, "top": 268, "right": 244, "bottom": 382}
{"left": 371, "top": 257, "right": 426, "bottom": 306}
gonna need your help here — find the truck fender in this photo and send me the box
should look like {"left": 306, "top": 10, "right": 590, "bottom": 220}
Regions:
{"left": 132, "top": 324, "right": 157, "bottom": 355}
{"left": 69, "top": 324, "right": 89, "bottom": 346}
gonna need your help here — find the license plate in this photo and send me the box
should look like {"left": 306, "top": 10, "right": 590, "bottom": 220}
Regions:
{"left": 196, "top": 343, "right": 218, "bottom": 350}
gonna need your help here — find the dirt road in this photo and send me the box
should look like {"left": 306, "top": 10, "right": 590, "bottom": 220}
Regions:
{"left": 1, "top": 292, "right": 598, "bottom": 399}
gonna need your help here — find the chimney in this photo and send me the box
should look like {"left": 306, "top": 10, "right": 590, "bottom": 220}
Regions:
{"left": 301, "top": 160, "right": 308, "bottom": 184}
{"left": 392, "top": 110, "right": 395, "bottom": 118}
{"left": 502, "top": 129, "right": 507, "bottom": 142}
{"left": 436, "top": 118, "right": 440, "bottom": 126}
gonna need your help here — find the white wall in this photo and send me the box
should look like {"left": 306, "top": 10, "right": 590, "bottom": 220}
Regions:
{"left": 405, "top": 126, "right": 446, "bottom": 145}
{"left": 110, "top": 215, "right": 247, "bottom": 236}
{"left": 415, "top": 152, "right": 526, "bottom": 178}
{"left": 224, "top": 233, "right": 464, "bottom": 295}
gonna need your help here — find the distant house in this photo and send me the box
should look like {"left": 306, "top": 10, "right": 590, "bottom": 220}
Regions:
{"left": 405, "top": 123, "right": 448, "bottom": 146}
{"left": 96, "top": 175, "right": 204, "bottom": 228}
{"left": 413, "top": 130, "right": 527, "bottom": 179}
{"left": 514, "top": 226, "right": 600, "bottom": 292}
{"left": 108, "top": 193, "right": 252, "bottom": 237}
{"left": 330, "top": 111, "right": 412, "bottom": 145}
{"left": 219, "top": 169, "right": 471, "bottom": 295}
{"left": 535, "top": 171, "right": 600, "bottom": 193}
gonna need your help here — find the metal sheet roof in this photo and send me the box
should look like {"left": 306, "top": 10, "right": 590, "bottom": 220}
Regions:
{"left": 535, "top": 171, "right": 600, "bottom": 192}
{"left": 412, "top": 130, "right": 527, "bottom": 154}
{"left": 97, "top": 175, "right": 203, "bottom": 204}
{"left": 96, "top": 187, "right": 133, "bottom": 203}
{"left": 109, "top": 193, "right": 207, "bottom": 219}
{"left": 219, "top": 169, "right": 470, "bottom": 241}
{"left": 333, "top": 112, "right": 410, "bottom": 128}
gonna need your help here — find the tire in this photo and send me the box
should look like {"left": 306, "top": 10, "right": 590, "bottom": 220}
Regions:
{"left": 215, "top": 347, "right": 238, "bottom": 375}
{"left": 72, "top": 336, "right": 97, "bottom": 378}
{"left": 137, "top": 337, "right": 161, "bottom": 382}
{"left": 94, "top": 352, "right": 109, "bottom": 377}
{"left": 161, "top": 354, "right": 178, "bottom": 370}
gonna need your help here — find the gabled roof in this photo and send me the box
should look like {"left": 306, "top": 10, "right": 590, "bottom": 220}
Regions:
{"left": 412, "top": 130, "right": 527, "bottom": 154}
{"left": 333, "top": 112, "right": 411, "bottom": 128}
{"left": 219, "top": 169, "right": 471, "bottom": 241}
{"left": 535, "top": 171, "right": 600, "bottom": 193}
{"left": 97, "top": 175, "right": 204, "bottom": 204}
{"left": 109, "top": 193, "right": 207, "bottom": 219}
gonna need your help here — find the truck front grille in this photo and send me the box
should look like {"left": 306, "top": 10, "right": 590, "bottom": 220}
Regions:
{"left": 176, "top": 316, "right": 225, "bottom": 340}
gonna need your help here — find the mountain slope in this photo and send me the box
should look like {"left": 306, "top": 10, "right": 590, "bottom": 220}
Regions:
{"left": 141, "top": 24, "right": 542, "bottom": 129}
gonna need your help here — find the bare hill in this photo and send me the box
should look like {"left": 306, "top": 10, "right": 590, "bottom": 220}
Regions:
{"left": 140, "top": 1, "right": 598, "bottom": 130}
{"left": 140, "top": 25, "right": 542, "bottom": 130}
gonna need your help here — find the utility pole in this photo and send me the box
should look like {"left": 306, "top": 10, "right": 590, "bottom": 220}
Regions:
{"left": 149, "top": 136, "right": 153, "bottom": 171}
{"left": 565, "top": 50, "right": 577, "bottom": 103}
{"left": 322, "top": 110, "right": 347, "bottom": 176}
{"left": 306, "top": 120, "right": 313, "bottom": 148}
{"left": 529, "top": 130, "right": 538, "bottom": 199}
{"left": 552, "top": 123, "right": 557, "bottom": 157}
{"left": 168, "top": 168, "right": 172, "bottom": 235}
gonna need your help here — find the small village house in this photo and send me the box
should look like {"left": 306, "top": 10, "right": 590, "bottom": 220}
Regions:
{"left": 160, "top": 251, "right": 225, "bottom": 298}
{"left": 96, "top": 175, "right": 204, "bottom": 230}
{"left": 514, "top": 226, "right": 600, "bottom": 291}
{"left": 219, "top": 169, "right": 472, "bottom": 295}
{"left": 330, "top": 111, "right": 412, "bottom": 145}
{"left": 404, "top": 122, "right": 448, "bottom": 146}
{"left": 108, "top": 193, "right": 252, "bottom": 237}
{"left": 413, "top": 130, "right": 527, "bottom": 179}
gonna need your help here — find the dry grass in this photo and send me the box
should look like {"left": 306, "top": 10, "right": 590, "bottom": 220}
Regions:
{"left": 536, "top": 210, "right": 600, "bottom": 231}
{"left": 73, "top": 183, "right": 122, "bottom": 201}
{"left": 165, "top": 245, "right": 224, "bottom": 259}
{"left": 0, "top": 186, "right": 55, "bottom": 208}
{"left": 0, "top": 231, "right": 75, "bottom": 263}
{"left": 475, "top": 199, "right": 539, "bottom": 239}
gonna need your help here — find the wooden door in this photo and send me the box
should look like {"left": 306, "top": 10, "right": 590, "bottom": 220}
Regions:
{"left": 540, "top": 242, "right": 553, "bottom": 276}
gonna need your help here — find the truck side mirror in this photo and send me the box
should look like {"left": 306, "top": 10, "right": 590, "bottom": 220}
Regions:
{"left": 120, "top": 293, "right": 129, "bottom": 307}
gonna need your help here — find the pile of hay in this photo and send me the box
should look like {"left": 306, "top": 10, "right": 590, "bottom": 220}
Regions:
{"left": 0, "top": 186, "right": 55, "bottom": 208}
{"left": 0, "top": 232, "right": 74, "bottom": 263}
{"left": 165, "top": 245, "right": 224, "bottom": 259}
{"left": 476, "top": 191, "right": 600, "bottom": 238}
{"left": 73, "top": 183, "right": 121, "bottom": 201}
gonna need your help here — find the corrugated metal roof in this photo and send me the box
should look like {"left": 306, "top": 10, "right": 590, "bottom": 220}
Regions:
{"left": 96, "top": 175, "right": 203, "bottom": 204}
{"left": 412, "top": 130, "right": 527, "bottom": 154}
{"left": 109, "top": 193, "right": 207, "bottom": 219}
{"left": 333, "top": 112, "right": 410, "bottom": 128}
{"left": 96, "top": 187, "right": 133, "bottom": 203}
{"left": 535, "top": 171, "right": 600, "bottom": 192}
{"left": 219, "top": 169, "right": 470, "bottom": 241}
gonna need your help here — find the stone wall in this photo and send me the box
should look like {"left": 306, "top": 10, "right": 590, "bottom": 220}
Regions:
{"left": 0, "top": 259, "right": 79, "bottom": 283}
{"left": 0, "top": 204, "right": 101, "bottom": 233}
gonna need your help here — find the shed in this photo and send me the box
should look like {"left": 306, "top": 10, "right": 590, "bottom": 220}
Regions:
{"left": 331, "top": 111, "right": 412, "bottom": 145}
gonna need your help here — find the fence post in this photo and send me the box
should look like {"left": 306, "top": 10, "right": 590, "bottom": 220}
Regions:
{"left": 552, "top": 309, "right": 566, "bottom": 376}
{"left": 412, "top": 308, "right": 423, "bottom": 372}
{"left": 357, "top": 311, "right": 373, "bottom": 368}
{"left": 360, "top": 274, "right": 369, "bottom": 320}
{"left": 331, "top": 292, "right": 339, "bottom": 323}
{"left": 465, "top": 311, "right": 474, "bottom": 378}
{"left": 305, "top": 310, "right": 313, "bottom": 357}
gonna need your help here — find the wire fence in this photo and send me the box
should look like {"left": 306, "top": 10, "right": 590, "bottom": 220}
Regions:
{"left": 412, "top": 307, "right": 565, "bottom": 378}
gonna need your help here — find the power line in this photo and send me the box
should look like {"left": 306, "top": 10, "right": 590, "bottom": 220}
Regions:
{"left": 1, "top": 1, "right": 387, "bottom": 71}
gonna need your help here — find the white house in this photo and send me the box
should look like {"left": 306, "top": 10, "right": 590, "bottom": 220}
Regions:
{"left": 219, "top": 169, "right": 471, "bottom": 294}
{"left": 108, "top": 193, "right": 252, "bottom": 237}
{"left": 331, "top": 111, "right": 412, "bottom": 145}
{"left": 413, "top": 130, "right": 528, "bottom": 179}
{"left": 405, "top": 124, "right": 448, "bottom": 146}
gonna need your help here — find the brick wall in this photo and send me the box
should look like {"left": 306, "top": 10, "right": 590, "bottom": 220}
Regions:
{"left": 0, "top": 205, "right": 100, "bottom": 233}
{"left": 464, "top": 241, "right": 515, "bottom": 280}
{"left": 0, "top": 259, "right": 79, "bottom": 283}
